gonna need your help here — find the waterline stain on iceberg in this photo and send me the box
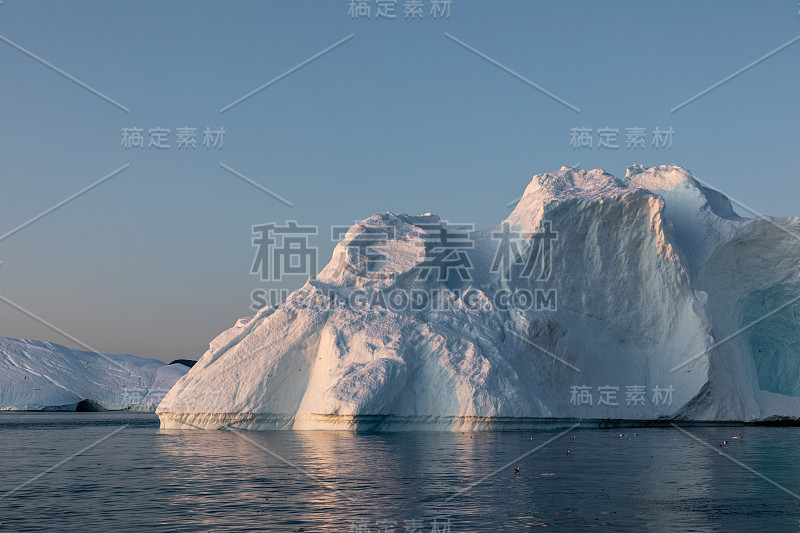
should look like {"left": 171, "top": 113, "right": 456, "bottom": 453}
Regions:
{"left": 157, "top": 165, "right": 800, "bottom": 430}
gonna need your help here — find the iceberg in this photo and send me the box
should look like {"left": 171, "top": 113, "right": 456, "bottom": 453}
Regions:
{"left": 157, "top": 165, "right": 800, "bottom": 430}
{"left": 0, "top": 337, "right": 189, "bottom": 411}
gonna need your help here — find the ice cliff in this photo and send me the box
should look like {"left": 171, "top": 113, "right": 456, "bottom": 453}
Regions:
{"left": 157, "top": 165, "right": 800, "bottom": 430}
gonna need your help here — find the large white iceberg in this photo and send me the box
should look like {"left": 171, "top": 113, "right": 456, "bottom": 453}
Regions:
{"left": 0, "top": 337, "right": 189, "bottom": 411}
{"left": 157, "top": 165, "right": 800, "bottom": 430}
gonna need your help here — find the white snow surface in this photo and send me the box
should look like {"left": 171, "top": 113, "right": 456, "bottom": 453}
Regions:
{"left": 157, "top": 165, "right": 800, "bottom": 430}
{"left": 0, "top": 337, "right": 189, "bottom": 411}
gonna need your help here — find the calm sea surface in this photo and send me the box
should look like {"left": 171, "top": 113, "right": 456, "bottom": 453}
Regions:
{"left": 0, "top": 413, "right": 799, "bottom": 532}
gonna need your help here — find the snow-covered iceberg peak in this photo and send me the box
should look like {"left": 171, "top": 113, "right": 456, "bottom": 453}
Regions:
{"left": 624, "top": 163, "right": 739, "bottom": 222}
{"left": 625, "top": 163, "right": 695, "bottom": 189}
{"left": 316, "top": 212, "right": 438, "bottom": 290}
{"left": 624, "top": 164, "right": 746, "bottom": 280}
{"left": 505, "top": 166, "right": 627, "bottom": 233}
{"left": 522, "top": 166, "right": 626, "bottom": 204}
{"left": 157, "top": 165, "right": 800, "bottom": 430}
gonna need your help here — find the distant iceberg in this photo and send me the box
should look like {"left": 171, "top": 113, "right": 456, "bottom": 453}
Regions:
{"left": 0, "top": 337, "right": 189, "bottom": 411}
{"left": 157, "top": 165, "right": 800, "bottom": 430}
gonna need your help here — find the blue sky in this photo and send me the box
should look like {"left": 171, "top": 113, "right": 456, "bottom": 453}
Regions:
{"left": 1, "top": 1, "right": 798, "bottom": 361}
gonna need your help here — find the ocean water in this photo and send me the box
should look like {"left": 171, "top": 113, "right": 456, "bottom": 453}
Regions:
{"left": 1, "top": 413, "right": 799, "bottom": 532}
